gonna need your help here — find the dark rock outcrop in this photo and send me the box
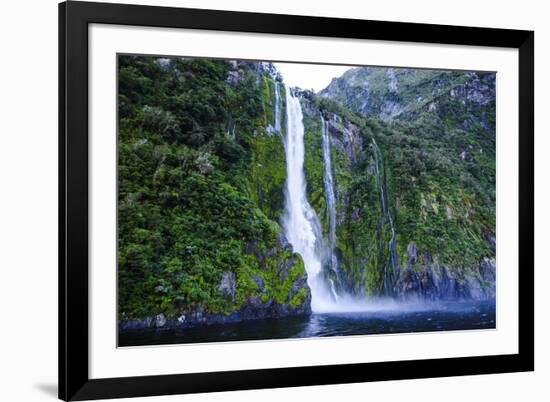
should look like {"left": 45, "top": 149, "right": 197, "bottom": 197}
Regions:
{"left": 394, "top": 258, "right": 495, "bottom": 301}
{"left": 119, "top": 288, "right": 311, "bottom": 332}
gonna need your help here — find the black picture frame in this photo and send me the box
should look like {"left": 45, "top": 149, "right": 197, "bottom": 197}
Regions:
{"left": 59, "top": 1, "right": 534, "bottom": 400}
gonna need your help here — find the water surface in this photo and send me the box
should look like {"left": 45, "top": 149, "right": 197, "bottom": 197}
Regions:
{"left": 118, "top": 300, "right": 495, "bottom": 347}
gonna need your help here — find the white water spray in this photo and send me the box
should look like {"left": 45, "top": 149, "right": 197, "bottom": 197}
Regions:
{"left": 282, "top": 87, "right": 338, "bottom": 312}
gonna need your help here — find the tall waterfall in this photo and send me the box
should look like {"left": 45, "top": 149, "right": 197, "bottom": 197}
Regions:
{"left": 282, "top": 87, "right": 336, "bottom": 312}
{"left": 320, "top": 116, "right": 339, "bottom": 276}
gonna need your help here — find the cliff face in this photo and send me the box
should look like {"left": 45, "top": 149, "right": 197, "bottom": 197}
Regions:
{"left": 320, "top": 67, "right": 495, "bottom": 123}
{"left": 117, "top": 56, "right": 310, "bottom": 328}
{"left": 301, "top": 66, "right": 496, "bottom": 299}
{"left": 117, "top": 57, "right": 496, "bottom": 330}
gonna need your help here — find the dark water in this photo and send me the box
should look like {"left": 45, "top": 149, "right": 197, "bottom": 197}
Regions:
{"left": 118, "top": 300, "right": 495, "bottom": 347}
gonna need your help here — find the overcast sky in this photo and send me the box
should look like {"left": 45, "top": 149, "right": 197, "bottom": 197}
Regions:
{"left": 274, "top": 62, "right": 352, "bottom": 93}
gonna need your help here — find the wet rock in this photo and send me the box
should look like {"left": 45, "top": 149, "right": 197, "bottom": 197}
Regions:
{"left": 407, "top": 243, "right": 418, "bottom": 265}
{"left": 277, "top": 232, "right": 293, "bottom": 251}
{"left": 226, "top": 70, "right": 244, "bottom": 86}
{"left": 394, "top": 259, "right": 496, "bottom": 302}
{"left": 289, "top": 274, "right": 307, "bottom": 298}
{"left": 154, "top": 314, "right": 166, "bottom": 328}
{"left": 485, "top": 235, "right": 496, "bottom": 252}
{"left": 479, "top": 257, "right": 496, "bottom": 282}
{"left": 253, "top": 275, "right": 265, "bottom": 292}
{"left": 423, "top": 251, "right": 433, "bottom": 264}
{"left": 395, "top": 268, "right": 421, "bottom": 297}
{"left": 219, "top": 271, "right": 236, "bottom": 301}
{"left": 463, "top": 275, "right": 484, "bottom": 300}
{"left": 266, "top": 247, "right": 278, "bottom": 258}
{"left": 279, "top": 257, "right": 295, "bottom": 281}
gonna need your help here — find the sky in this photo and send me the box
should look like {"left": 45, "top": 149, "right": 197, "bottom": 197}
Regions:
{"left": 274, "top": 62, "right": 353, "bottom": 93}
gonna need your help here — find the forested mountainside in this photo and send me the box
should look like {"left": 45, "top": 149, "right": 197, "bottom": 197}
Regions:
{"left": 118, "top": 56, "right": 496, "bottom": 329}
{"left": 118, "top": 56, "right": 310, "bottom": 327}
{"left": 308, "top": 67, "right": 496, "bottom": 298}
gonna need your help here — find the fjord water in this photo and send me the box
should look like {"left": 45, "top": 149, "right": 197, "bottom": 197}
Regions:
{"left": 118, "top": 300, "right": 495, "bottom": 346}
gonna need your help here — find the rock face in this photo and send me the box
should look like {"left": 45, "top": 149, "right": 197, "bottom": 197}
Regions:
{"left": 302, "top": 65, "right": 496, "bottom": 300}
{"left": 319, "top": 67, "right": 495, "bottom": 124}
{"left": 118, "top": 57, "right": 496, "bottom": 330}
{"left": 154, "top": 314, "right": 167, "bottom": 328}
{"left": 219, "top": 271, "right": 236, "bottom": 301}
{"left": 394, "top": 258, "right": 496, "bottom": 301}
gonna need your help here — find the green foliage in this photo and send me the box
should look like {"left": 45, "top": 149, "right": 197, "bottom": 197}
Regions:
{"left": 305, "top": 70, "right": 495, "bottom": 294}
{"left": 247, "top": 133, "right": 287, "bottom": 221}
{"left": 118, "top": 55, "right": 496, "bottom": 313}
{"left": 302, "top": 115, "right": 327, "bottom": 230}
{"left": 117, "top": 56, "right": 306, "bottom": 319}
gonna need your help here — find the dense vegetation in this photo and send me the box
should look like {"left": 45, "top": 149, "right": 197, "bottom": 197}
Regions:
{"left": 305, "top": 69, "right": 495, "bottom": 295}
{"left": 117, "top": 56, "right": 307, "bottom": 319}
{"left": 118, "top": 56, "right": 496, "bottom": 320}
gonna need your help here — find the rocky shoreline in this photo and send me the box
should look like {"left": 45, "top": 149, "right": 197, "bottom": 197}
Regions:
{"left": 119, "top": 296, "right": 311, "bottom": 332}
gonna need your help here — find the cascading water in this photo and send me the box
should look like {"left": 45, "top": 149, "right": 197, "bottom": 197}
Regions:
{"left": 370, "top": 138, "right": 399, "bottom": 294}
{"left": 282, "top": 87, "right": 337, "bottom": 312}
{"left": 281, "top": 86, "right": 383, "bottom": 312}
{"left": 320, "top": 116, "right": 341, "bottom": 300}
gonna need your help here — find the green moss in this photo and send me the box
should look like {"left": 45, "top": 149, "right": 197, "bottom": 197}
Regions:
{"left": 261, "top": 75, "right": 275, "bottom": 127}
{"left": 247, "top": 133, "right": 286, "bottom": 221}
{"left": 302, "top": 113, "right": 328, "bottom": 234}
{"left": 117, "top": 56, "right": 307, "bottom": 320}
{"left": 306, "top": 75, "right": 495, "bottom": 294}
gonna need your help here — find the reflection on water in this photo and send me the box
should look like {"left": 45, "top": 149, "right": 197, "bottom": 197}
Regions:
{"left": 118, "top": 300, "right": 495, "bottom": 347}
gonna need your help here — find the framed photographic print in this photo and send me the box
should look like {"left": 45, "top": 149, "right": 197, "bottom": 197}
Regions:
{"left": 59, "top": 1, "right": 534, "bottom": 400}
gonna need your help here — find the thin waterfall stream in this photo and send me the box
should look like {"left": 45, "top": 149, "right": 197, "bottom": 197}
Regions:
{"left": 321, "top": 115, "right": 341, "bottom": 300}
{"left": 370, "top": 138, "right": 398, "bottom": 293}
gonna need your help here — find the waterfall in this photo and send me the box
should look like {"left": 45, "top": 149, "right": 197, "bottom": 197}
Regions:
{"left": 282, "top": 87, "right": 335, "bottom": 312}
{"left": 281, "top": 85, "right": 377, "bottom": 312}
{"left": 370, "top": 138, "right": 398, "bottom": 294}
{"left": 320, "top": 116, "right": 340, "bottom": 283}
{"left": 274, "top": 82, "right": 281, "bottom": 133}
